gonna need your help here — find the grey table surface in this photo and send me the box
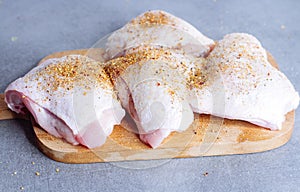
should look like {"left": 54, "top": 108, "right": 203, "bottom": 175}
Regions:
{"left": 1, "top": 0, "right": 300, "bottom": 191}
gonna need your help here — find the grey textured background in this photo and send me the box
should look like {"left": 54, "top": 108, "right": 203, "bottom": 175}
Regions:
{"left": 1, "top": 0, "right": 300, "bottom": 191}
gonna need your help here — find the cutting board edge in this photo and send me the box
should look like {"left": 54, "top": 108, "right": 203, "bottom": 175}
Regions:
{"left": 35, "top": 126, "right": 293, "bottom": 164}
{"left": 33, "top": 111, "right": 295, "bottom": 164}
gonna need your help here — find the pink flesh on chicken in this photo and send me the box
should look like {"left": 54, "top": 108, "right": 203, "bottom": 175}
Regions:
{"left": 5, "top": 55, "right": 125, "bottom": 148}
{"left": 139, "top": 129, "right": 171, "bottom": 149}
{"left": 189, "top": 33, "right": 299, "bottom": 130}
{"left": 105, "top": 10, "right": 215, "bottom": 59}
{"left": 126, "top": 93, "right": 171, "bottom": 148}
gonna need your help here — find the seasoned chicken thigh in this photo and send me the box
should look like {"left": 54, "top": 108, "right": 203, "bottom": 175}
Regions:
{"left": 100, "top": 10, "right": 215, "bottom": 148}
{"left": 105, "top": 47, "right": 194, "bottom": 148}
{"left": 5, "top": 7, "right": 299, "bottom": 152}
{"left": 5, "top": 55, "right": 125, "bottom": 148}
{"left": 105, "top": 10, "right": 215, "bottom": 59}
{"left": 189, "top": 33, "right": 299, "bottom": 130}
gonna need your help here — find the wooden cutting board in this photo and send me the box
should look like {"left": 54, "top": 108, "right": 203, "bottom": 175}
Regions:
{"left": 0, "top": 50, "right": 295, "bottom": 163}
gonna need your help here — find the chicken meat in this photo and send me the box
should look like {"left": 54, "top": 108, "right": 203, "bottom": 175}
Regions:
{"left": 5, "top": 55, "right": 125, "bottom": 148}
{"left": 189, "top": 33, "right": 299, "bottom": 130}
{"left": 105, "top": 10, "right": 215, "bottom": 59}
{"left": 104, "top": 47, "right": 195, "bottom": 148}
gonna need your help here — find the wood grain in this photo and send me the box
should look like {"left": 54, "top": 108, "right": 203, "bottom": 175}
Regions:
{"left": 1, "top": 49, "right": 295, "bottom": 163}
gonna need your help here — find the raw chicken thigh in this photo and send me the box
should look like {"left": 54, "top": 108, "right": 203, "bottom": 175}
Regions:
{"left": 6, "top": 9, "right": 298, "bottom": 150}
{"left": 104, "top": 47, "right": 195, "bottom": 148}
{"left": 102, "top": 10, "right": 215, "bottom": 148}
{"left": 5, "top": 55, "right": 125, "bottom": 148}
{"left": 189, "top": 33, "right": 299, "bottom": 130}
{"left": 105, "top": 10, "right": 215, "bottom": 59}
